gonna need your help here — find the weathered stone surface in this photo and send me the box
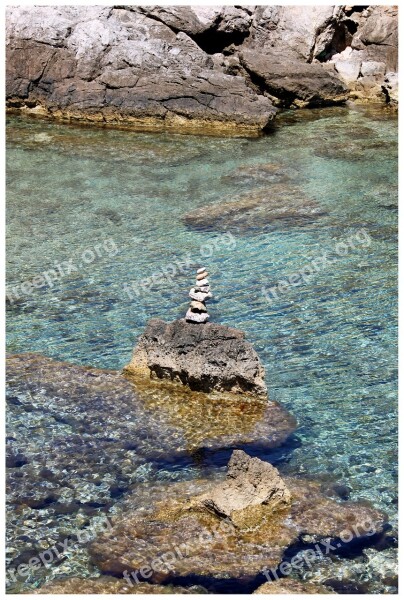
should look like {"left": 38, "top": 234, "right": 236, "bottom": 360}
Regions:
{"left": 240, "top": 49, "right": 348, "bottom": 108}
{"left": 125, "top": 318, "right": 268, "bottom": 397}
{"left": 246, "top": 5, "right": 341, "bottom": 62}
{"left": 6, "top": 6, "right": 276, "bottom": 135}
{"left": 6, "top": 5, "right": 398, "bottom": 134}
{"left": 88, "top": 453, "right": 388, "bottom": 586}
{"left": 183, "top": 184, "right": 326, "bottom": 233}
{"left": 198, "top": 450, "right": 291, "bottom": 523}
{"left": 328, "top": 6, "right": 398, "bottom": 103}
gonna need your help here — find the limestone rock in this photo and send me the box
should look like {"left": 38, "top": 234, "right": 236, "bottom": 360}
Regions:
{"left": 189, "top": 300, "right": 207, "bottom": 312}
{"left": 382, "top": 72, "right": 398, "bottom": 106}
{"left": 6, "top": 6, "right": 276, "bottom": 135}
{"left": 185, "top": 308, "right": 209, "bottom": 323}
{"left": 5, "top": 4, "right": 398, "bottom": 132}
{"left": 124, "top": 318, "right": 267, "bottom": 397}
{"left": 240, "top": 49, "right": 348, "bottom": 108}
{"left": 198, "top": 450, "right": 291, "bottom": 523}
{"left": 189, "top": 288, "right": 212, "bottom": 302}
{"left": 331, "top": 47, "right": 365, "bottom": 84}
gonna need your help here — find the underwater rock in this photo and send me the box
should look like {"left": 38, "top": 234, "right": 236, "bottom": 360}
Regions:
{"left": 253, "top": 580, "right": 333, "bottom": 594}
{"left": 314, "top": 138, "right": 398, "bottom": 162}
{"left": 199, "top": 450, "right": 291, "bottom": 523}
{"left": 182, "top": 184, "right": 326, "bottom": 233}
{"left": 89, "top": 452, "right": 387, "bottom": 586}
{"left": 31, "top": 576, "right": 204, "bottom": 594}
{"left": 221, "top": 162, "right": 292, "bottom": 187}
{"left": 286, "top": 546, "right": 398, "bottom": 595}
{"left": 124, "top": 318, "right": 267, "bottom": 397}
{"left": 6, "top": 353, "right": 295, "bottom": 585}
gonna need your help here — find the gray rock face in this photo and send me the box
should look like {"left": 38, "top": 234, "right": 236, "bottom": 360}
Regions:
{"left": 5, "top": 5, "right": 276, "bottom": 135}
{"left": 6, "top": 5, "right": 398, "bottom": 133}
{"left": 199, "top": 450, "right": 291, "bottom": 521}
{"left": 240, "top": 49, "right": 348, "bottom": 108}
{"left": 125, "top": 318, "right": 268, "bottom": 398}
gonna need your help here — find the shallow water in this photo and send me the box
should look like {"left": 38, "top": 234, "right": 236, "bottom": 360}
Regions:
{"left": 6, "top": 105, "right": 397, "bottom": 591}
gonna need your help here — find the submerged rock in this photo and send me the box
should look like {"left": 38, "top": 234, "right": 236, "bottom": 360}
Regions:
{"left": 125, "top": 318, "right": 268, "bottom": 398}
{"left": 6, "top": 353, "right": 295, "bottom": 588}
{"left": 221, "top": 162, "right": 292, "bottom": 187}
{"left": 89, "top": 451, "right": 387, "bottom": 587}
{"left": 253, "top": 580, "right": 333, "bottom": 594}
{"left": 32, "top": 576, "right": 204, "bottom": 594}
{"left": 183, "top": 184, "right": 326, "bottom": 233}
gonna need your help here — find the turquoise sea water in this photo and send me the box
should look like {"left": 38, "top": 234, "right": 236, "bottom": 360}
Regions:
{"left": 6, "top": 106, "right": 397, "bottom": 590}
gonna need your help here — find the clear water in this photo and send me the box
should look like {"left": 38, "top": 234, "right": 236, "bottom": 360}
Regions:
{"left": 6, "top": 106, "right": 397, "bottom": 585}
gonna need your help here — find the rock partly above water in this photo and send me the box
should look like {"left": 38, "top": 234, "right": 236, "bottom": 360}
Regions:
{"left": 240, "top": 49, "right": 348, "bottom": 108}
{"left": 89, "top": 451, "right": 388, "bottom": 590}
{"left": 6, "top": 353, "right": 295, "bottom": 587}
{"left": 6, "top": 6, "right": 398, "bottom": 135}
{"left": 183, "top": 184, "right": 326, "bottom": 233}
{"left": 199, "top": 450, "right": 291, "bottom": 523}
{"left": 125, "top": 318, "right": 268, "bottom": 398}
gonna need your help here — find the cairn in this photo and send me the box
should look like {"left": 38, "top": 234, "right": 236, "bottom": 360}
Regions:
{"left": 185, "top": 267, "right": 212, "bottom": 323}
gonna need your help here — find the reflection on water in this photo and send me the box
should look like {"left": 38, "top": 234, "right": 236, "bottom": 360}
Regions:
{"left": 6, "top": 104, "right": 397, "bottom": 591}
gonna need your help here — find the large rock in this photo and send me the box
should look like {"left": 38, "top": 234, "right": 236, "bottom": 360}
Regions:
{"left": 327, "top": 6, "right": 398, "bottom": 103}
{"left": 89, "top": 452, "right": 388, "bottom": 587}
{"left": 240, "top": 49, "right": 348, "bottom": 108}
{"left": 6, "top": 6, "right": 276, "bottom": 135}
{"left": 199, "top": 450, "right": 291, "bottom": 523}
{"left": 5, "top": 5, "right": 398, "bottom": 133}
{"left": 247, "top": 5, "right": 342, "bottom": 62}
{"left": 125, "top": 318, "right": 268, "bottom": 398}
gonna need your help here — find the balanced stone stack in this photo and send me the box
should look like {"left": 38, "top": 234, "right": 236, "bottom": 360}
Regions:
{"left": 185, "top": 267, "right": 212, "bottom": 323}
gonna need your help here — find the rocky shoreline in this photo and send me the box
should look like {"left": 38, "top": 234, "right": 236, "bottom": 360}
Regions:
{"left": 6, "top": 5, "right": 398, "bottom": 136}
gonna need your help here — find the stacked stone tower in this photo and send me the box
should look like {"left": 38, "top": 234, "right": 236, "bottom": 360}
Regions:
{"left": 185, "top": 267, "right": 212, "bottom": 323}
